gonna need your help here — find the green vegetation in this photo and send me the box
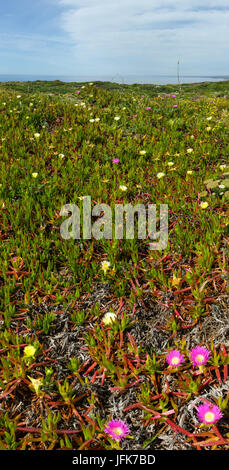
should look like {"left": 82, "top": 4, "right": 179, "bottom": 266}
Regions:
{"left": 0, "top": 80, "right": 228, "bottom": 450}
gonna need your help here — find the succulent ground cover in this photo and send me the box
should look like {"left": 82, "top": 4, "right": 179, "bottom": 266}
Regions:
{"left": 0, "top": 80, "right": 228, "bottom": 450}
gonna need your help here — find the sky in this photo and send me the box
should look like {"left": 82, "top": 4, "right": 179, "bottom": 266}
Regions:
{"left": 0, "top": 0, "right": 229, "bottom": 77}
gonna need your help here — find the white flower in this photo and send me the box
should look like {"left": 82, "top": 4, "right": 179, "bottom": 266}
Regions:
{"left": 16, "top": 95, "right": 21, "bottom": 98}
{"left": 119, "top": 185, "right": 128, "bottom": 191}
{"left": 95, "top": 118, "right": 100, "bottom": 121}
{"left": 101, "top": 260, "right": 111, "bottom": 273}
{"left": 102, "top": 312, "right": 117, "bottom": 325}
{"left": 219, "top": 164, "right": 227, "bottom": 170}
{"left": 114, "top": 116, "right": 121, "bottom": 121}
{"left": 59, "top": 153, "right": 65, "bottom": 159}
{"left": 206, "top": 126, "right": 211, "bottom": 132}
{"left": 157, "top": 172, "right": 165, "bottom": 179}
{"left": 207, "top": 116, "right": 212, "bottom": 121}
{"left": 218, "top": 184, "right": 225, "bottom": 189}
{"left": 187, "top": 148, "right": 193, "bottom": 153}
{"left": 32, "top": 172, "right": 38, "bottom": 178}
{"left": 89, "top": 82, "right": 93, "bottom": 86}
{"left": 167, "top": 161, "right": 174, "bottom": 166}
{"left": 34, "top": 133, "right": 40, "bottom": 138}
{"left": 139, "top": 150, "right": 146, "bottom": 155}
{"left": 89, "top": 119, "right": 95, "bottom": 122}
{"left": 187, "top": 170, "right": 193, "bottom": 175}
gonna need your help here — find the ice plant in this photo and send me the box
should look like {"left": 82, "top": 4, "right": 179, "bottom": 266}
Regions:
{"left": 112, "top": 158, "right": 119, "bottom": 164}
{"left": 101, "top": 260, "right": 111, "bottom": 274}
{"left": 102, "top": 312, "right": 117, "bottom": 325}
{"left": 200, "top": 201, "right": 209, "bottom": 209}
{"left": 166, "top": 350, "right": 184, "bottom": 367}
{"left": 190, "top": 346, "right": 210, "bottom": 367}
{"left": 197, "top": 403, "right": 223, "bottom": 425}
{"left": 24, "top": 345, "right": 36, "bottom": 358}
{"left": 104, "top": 419, "right": 130, "bottom": 441}
{"left": 157, "top": 172, "right": 165, "bottom": 179}
{"left": 28, "top": 376, "right": 43, "bottom": 395}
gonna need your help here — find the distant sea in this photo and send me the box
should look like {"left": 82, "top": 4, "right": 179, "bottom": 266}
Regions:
{"left": 0, "top": 74, "right": 229, "bottom": 85}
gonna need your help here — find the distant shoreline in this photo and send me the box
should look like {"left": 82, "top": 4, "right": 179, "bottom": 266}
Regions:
{"left": 0, "top": 74, "right": 229, "bottom": 85}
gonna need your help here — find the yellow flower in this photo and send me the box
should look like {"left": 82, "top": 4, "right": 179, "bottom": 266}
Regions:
{"left": 32, "top": 172, "right": 38, "bottom": 178}
{"left": 187, "top": 170, "right": 193, "bottom": 175}
{"left": 24, "top": 345, "right": 36, "bottom": 358}
{"left": 28, "top": 376, "right": 43, "bottom": 395}
{"left": 200, "top": 201, "right": 209, "bottom": 209}
{"left": 139, "top": 150, "right": 146, "bottom": 155}
{"left": 157, "top": 172, "right": 165, "bottom": 179}
{"left": 101, "top": 260, "right": 111, "bottom": 273}
{"left": 102, "top": 312, "right": 117, "bottom": 325}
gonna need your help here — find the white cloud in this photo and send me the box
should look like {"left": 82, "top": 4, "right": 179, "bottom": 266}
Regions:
{"left": 57, "top": 0, "right": 229, "bottom": 75}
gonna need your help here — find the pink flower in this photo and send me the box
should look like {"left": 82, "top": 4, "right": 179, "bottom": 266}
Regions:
{"left": 197, "top": 403, "right": 223, "bottom": 425}
{"left": 133, "top": 114, "right": 137, "bottom": 117}
{"left": 190, "top": 346, "right": 210, "bottom": 367}
{"left": 146, "top": 106, "right": 151, "bottom": 110}
{"left": 104, "top": 419, "right": 130, "bottom": 441}
{"left": 112, "top": 158, "right": 119, "bottom": 164}
{"left": 173, "top": 104, "right": 178, "bottom": 108}
{"left": 166, "top": 350, "right": 184, "bottom": 367}
{"left": 76, "top": 91, "right": 81, "bottom": 94}
{"left": 171, "top": 94, "right": 176, "bottom": 98}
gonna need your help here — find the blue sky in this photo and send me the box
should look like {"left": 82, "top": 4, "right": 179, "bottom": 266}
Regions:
{"left": 1, "top": 0, "right": 229, "bottom": 76}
